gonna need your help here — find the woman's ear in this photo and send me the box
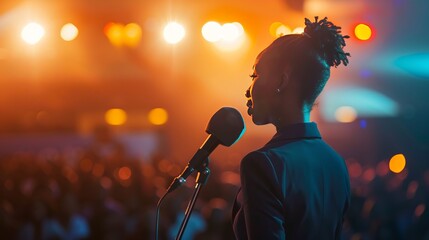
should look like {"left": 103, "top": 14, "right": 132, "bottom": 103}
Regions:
{"left": 278, "top": 71, "right": 290, "bottom": 92}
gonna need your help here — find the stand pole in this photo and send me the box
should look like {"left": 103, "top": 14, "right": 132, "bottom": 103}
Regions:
{"left": 175, "top": 163, "right": 210, "bottom": 240}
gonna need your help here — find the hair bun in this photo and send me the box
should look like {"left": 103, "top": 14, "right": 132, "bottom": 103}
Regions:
{"left": 304, "top": 16, "right": 350, "bottom": 67}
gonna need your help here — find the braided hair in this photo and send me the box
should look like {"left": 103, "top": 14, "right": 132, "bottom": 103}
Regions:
{"left": 266, "top": 16, "right": 350, "bottom": 108}
{"left": 303, "top": 16, "right": 350, "bottom": 67}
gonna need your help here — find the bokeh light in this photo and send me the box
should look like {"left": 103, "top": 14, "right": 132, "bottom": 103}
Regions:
{"left": 60, "top": 23, "right": 79, "bottom": 41}
{"left": 292, "top": 27, "right": 304, "bottom": 34}
{"left": 221, "top": 23, "right": 240, "bottom": 42}
{"left": 269, "top": 22, "right": 282, "bottom": 37}
{"left": 163, "top": 22, "right": 185, "bottom": 44}
{"left": 389, "top": 154, "right": 406, "bottom": 173}
{"left": 335, "top": 106, "right": 357, "bottom": 123}
{"left": 105, "top": 108, "right": 127, "bottom": 126}
{"left": 322, "top": 86, "right": 399, "bottom": 122}
{"left": 118, "top": 166, "right": 132, "bottom": 181}
{"left": 276, "top": 25, "right": 292, "bottom": 37}
{"left": 354, "top": 23, "right": 372, "bottom": 41}
{"left": 104, "top": 23, "right": 124, "bottom": 46}
{"left": 123, "top": 23, "right": 142, "bottom": 47}
{"left": 202, "top": 21, "right": 246, "bottom": 51}
{"left": 269, "top": 22, "right": 292, "bottom": 37}
{"left": 21, "top": 22, "right": 45, "bottom": 45}
{"left": 148, "top": 108, "right": 168, "bottom": 125}
{"left": 202, "top": 21, "right": 223, "bottom": 42}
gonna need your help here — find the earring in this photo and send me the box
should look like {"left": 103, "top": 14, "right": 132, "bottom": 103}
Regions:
{"left": 276, "top": 88, "right": 281, "bottom": 94}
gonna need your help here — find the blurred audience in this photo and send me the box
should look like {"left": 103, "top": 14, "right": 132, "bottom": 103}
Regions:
{"left": 1, "top": 135, "right": 429, "bottom": 239}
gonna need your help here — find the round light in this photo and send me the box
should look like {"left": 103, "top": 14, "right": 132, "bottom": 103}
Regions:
{"left": 354, "top": 23, "right": 372, "bottom": 41}
{"left": 233, "top": 22, "right": 244, "bottom": 36}
{"left": 124, "top": 23, "right": 142, "bottom": 47}
{"left": 21, "top": 22, "right": 45, "bottom": 45}
{"left": 389, "top": 154, "right": 406, "bottom": 174}
{"left": 118, "top": 166, "right": 132, "bottom": 180}
{"left": 269, "top": 22, "right": 283, "bottom": 37}
{"left": 202, "top": 21, "right": 222, "bottom": 42}
{"left": 335, "top": 106, "right": 357, "bottom": 123}
{"left": 163, "top": 22, "right": 185, "bottom": 44}
{"left": 276, "top": 24, "right": 291, "bottom": 37}
{"left": 61, "top": 23, "right": 79, "bottom": 41}
{"left": 148, "top": 108, "right": 168, "bottom": 125}
{"left": 105, "top": 23, "right": 124, "bottom": 46}
{"left": 292, "top": 27, "right": 304, "bottom": 34}
{"left": 221, "top": 23, "right": 240, "bottom": 42}
{"left": 105, "top": 108, "right": 127, "bottom": 126}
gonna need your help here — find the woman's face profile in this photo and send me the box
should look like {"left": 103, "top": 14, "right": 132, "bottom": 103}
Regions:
{"left": 246, "top": 49, "right": 283, "bottom": 125}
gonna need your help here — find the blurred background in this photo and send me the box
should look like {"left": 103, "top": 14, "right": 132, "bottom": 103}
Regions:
{"left": 1, "top": 0, "right": 428, "bottom": 239}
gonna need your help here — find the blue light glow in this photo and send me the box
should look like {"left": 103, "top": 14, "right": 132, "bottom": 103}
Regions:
{"left": 394, "top": 53, "right": 429, "bottom": 79}
{"left": 321, "top": 86, "right": 399, "bottom": 122}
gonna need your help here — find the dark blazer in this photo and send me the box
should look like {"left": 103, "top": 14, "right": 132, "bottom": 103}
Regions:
{"left": 232, "top": 122, "right": 350, "bottom": 240}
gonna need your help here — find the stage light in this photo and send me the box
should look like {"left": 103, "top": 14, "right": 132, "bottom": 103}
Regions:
{"left": 61, "top": 23, "right": 79, "bottom": 41}
{"left": 321, "top": 86, "right": 399, "bottom": 122}
{"left": 148, "top": 108, "right": 168, "bottom": 125}
{"left": 354, "top": 23, "right": 372, "bottom": 41}
{"left": 276, "top": 24, "right": 291, "bottom": 37}
{"left": 389, "top": 153, "right": 406, "bottom": 174}
{"left": 163, "top": 22, "right": 185, "bottom": 44}
{"left": 105, "top": 23, "right": 124, "bottom": 46}
{"left": 221, "top": 23, "right": 240, "bottom": 42}
{"left": 21, "top": 22, "right": 45, "bottom": 45}
{"left": 202, "top": 21, "right": 222, "bottom": 42}
{"left": 394, "top": 53, "right": 429, "bottom": 78}
{"left": 105, "top": 108, "right": 127, "bottom": 126}
{"left": 124, "top": 23, "right": 142, "bottom": 47}
{"left": 269, "top": 22, "right": 282, "bottom": 37}
{"left": 292, "top": 27, "right": 304, "bottom": 34}
{"left": 335, "top": 106, "right": 357, "bottom": 123}
{"left": 118, "top": 166, "right": 132, "bottom": 180}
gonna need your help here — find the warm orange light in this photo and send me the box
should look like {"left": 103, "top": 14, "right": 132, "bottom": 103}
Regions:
{"left": 335, "top": 106, "right": 357, "bottom": 123}
{"left": 202, "top": 21, "right": 222, "bottom": 42}
{"left": 124, "top": 23, "right": 142, "bottom": 47}
{"left": 389, "top": 153, "right": 406, "bottom": 173}
{"left": 292, "top": 27, "right": 304, "bottom": 34}
{"left": 105, "top": 23, "right": 124, "bottom": 46}
{"left": 221, "top": 23, "right": 240, "bottom": 42}
{"left": 21, "top": 22, "right": 45, "bottom": 45}
{"left": 148, "top": 108, "right": 168, "bottom": 125}
{"left": 276, "top": 25, "right": 291, "bottom": 37}
{"left": 355, "top": 23, "right": 372, "bottom": 41}
{"left": 105, "top": 108, "right": 127, "bottom": 126}
{"left": 61, "top": 23, "right": 79, "bottom": 41}
{"left": 163, "top": 22, "right": 185, "bottom": 44}
{"left": 118, "top": 167, "right": 132, "bottom": 180}
{"left": 269, "top": 22, "right": 283, "bottom": 37}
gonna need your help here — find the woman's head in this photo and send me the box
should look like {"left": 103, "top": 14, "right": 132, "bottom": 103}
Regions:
{"left": 246, "top": 17, "right": 350, "bottom": 126}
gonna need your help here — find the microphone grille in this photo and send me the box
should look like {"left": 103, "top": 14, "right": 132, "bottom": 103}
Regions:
{"left": 206, "top": 107, "right": 246, "bottom": 146}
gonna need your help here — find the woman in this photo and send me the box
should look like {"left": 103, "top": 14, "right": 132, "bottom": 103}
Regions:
{"left": 232, "top": 17, "right": 351, "bottom": 239}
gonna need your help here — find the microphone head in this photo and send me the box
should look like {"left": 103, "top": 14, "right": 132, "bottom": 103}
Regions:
{"left": 206, "top": 107, "right": 246, "bottom": 146}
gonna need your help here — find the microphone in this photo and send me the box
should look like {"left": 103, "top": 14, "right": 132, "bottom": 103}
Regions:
{"left": 166, "top": 107, "right": 245, "bottom": 193}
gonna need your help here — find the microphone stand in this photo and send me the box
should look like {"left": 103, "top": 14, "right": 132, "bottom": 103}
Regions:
{"left": 175, "top": 158, "right": 211, "bottom": 240}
